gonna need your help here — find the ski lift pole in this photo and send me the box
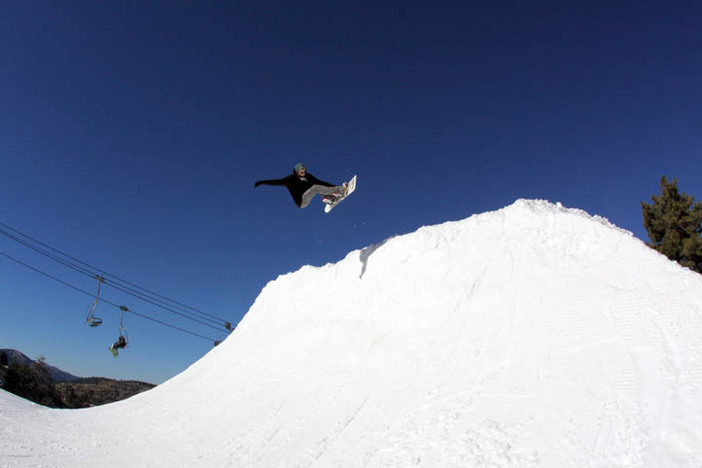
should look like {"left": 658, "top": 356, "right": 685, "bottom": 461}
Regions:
{"left": 86, "top": 275, "right": 104, "bottom": 327}
{"left": 119, "top": 305, "right": 129, "bottom": 339}
{"left": 109, "top": 305, "right": 129, "bottom": 358}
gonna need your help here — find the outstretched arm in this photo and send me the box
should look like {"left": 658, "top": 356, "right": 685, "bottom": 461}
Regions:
{"left": 254, "top": 176, "right": 290, "bottom": 188}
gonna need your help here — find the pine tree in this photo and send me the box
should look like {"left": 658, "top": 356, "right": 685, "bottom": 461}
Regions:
{"left": 642, "top": 176, "right": 702, "bottom": 273}
{"left": 3, "top": 357, "right": 65, "bottom": 407}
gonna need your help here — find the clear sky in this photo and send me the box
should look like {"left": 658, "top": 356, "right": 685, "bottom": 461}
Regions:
{"left": 1, "top": 1, "right": 701, "bottom": 384}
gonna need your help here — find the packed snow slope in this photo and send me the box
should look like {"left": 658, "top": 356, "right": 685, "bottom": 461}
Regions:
{"left": 2, "top": 199, "right": 702, "bottom": 467}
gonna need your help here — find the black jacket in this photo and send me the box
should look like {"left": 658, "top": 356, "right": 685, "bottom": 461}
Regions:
{"left": 255, "top": 172, "right": 334, "bottom": 207}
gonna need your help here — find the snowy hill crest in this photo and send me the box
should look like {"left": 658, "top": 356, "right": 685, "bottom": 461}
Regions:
{"left": 2, "top": 199, "right": 702, "bottom": 467}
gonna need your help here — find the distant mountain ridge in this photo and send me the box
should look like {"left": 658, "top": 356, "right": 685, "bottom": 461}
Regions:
{"left": 0, "top": 349, "right": 79, "bottom": 383}
{"left": 0, "top": 348, "right": 155, "bottom": 408}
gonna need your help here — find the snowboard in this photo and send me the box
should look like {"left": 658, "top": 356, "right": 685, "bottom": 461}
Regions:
{"left": 324, "top": 175, "right": 357, "bottom": 213}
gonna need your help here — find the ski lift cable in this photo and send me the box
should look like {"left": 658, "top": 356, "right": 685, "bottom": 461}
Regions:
{"left": 0, "top": 227, "right": 96, "bottom": 278}
{"left": 0, "top": 226, "right": 226, "bottom": 329}
{"left": 0, "top": 250, "right": 218, "bottom": 342}
{"left": 104, "top": 279, "right": 226, "bottom": 331}
{"left": 0, "top": 222, "right": 230, "bottom": 324}
{"left": 0, "top": 222, "right": 226, "bottom": 322}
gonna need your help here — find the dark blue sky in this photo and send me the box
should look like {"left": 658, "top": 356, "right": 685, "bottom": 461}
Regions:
{"left": 2, "top": 1, "right": 701, "bottom": 383}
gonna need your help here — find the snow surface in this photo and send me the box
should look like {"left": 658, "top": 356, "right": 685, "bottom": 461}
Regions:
{"left": 2, "top": 199, "right": 702, "bottom": 467}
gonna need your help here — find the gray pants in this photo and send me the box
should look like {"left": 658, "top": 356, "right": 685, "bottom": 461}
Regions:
{"left": 300, "top": 185, "right": 343, "bottom": 209}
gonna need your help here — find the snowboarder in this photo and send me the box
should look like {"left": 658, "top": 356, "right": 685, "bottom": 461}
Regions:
{"left": 254, "top": 163, "right": 348, "bottom": 209}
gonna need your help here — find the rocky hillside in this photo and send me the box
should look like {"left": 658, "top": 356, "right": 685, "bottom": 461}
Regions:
{"left": 55, "top": 378, "right": 156, "bottom": 408}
